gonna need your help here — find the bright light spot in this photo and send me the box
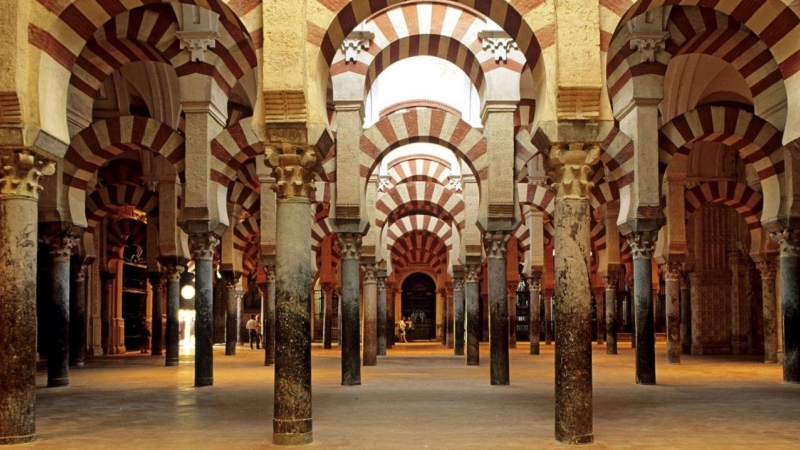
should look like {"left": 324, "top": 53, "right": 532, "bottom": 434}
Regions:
{"left": 181, "top": 285, "right": 195, "bottom": 300}
{"left": 179, "top": 309, "right": 196, "bottom": 349}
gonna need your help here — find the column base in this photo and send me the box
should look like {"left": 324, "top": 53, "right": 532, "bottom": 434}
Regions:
{"left": 195, "top": 377, "right": 213, "bottom": 387}
{"left": 556, "top": 434, "right": 593, "bottom": 445}
{"left": 606, "top": 347, "right": 617, "bottom": 355}
{"left": 273, "top": 418, "right": 312, "bottom": 445}
{"left": 165, "top": 358, "right": 179, "bottom": 367}
{"left": 47, "top": 378, "right": 68, "bottom": 388}
{"left": 0, "top": 434, "right": 36, "bottom": 445}
{"left": 151, "top": 350, "right": 163, "bottom": 356}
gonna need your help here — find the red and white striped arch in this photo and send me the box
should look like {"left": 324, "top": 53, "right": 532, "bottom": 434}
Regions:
{"left": 106, "top": 218, "right": 147, "bottom": 257}
{"left": 361, "top": 107, "right": 487, "bottom": 181}
{"left": 387, "top": 155, "right": 452, "bottom": 186}
{"left": 384, "top": 215, "right": 454, "bottom": 253}
{"left": 375, "top": 181, "right": 466, "bottom": 230}
{"left": 227, "top": 181, "right": 260, "bottom": 217}
{"left": 684, "top": 181, "right": 763, "bottom": 230}
{"left": 389, "top": 230, "right": 449, "bottom": 275}
{"left": 607, "top": 1, "right": 800, "bottom": 117}
{"left": 85, "top": 184, "right": 157, "bottom": 234}
{"left": 233, "top": 215, "right": 259, "bottom": 253}
{"left": 210, "top": 117, "right": 263, "bottom": 190}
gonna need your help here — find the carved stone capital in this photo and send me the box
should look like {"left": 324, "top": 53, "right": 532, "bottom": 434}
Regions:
{"left": 756, "top": 260, "right": 777, "bottom": 280}
{"left": 376, "top": 275, "right": 386, "bottom": 291}
{"left": 337, "top": 233, "right": 362, "bottom": 260}
{"left": 602, "top": 271, "right": 618, "bottom": 291}
{"left": 661, "top": 262, "right": 682, "bottom": 281}
{"left": 361, "top": 263, "right": 377, "bottom": 283}
{"left": 264, "top": 141, "right": 319, "bottom": 199}
{"left": 547, "top": 143, "right": 601, "bottom": 200}
{"left": 483, "top": 231, "right": 510, "bottom": 259}
{"left": 162, "top": 263, "right": 184, "bottom": 282}
{"left": 189, "top": 233, "right": 220, "bottom": 261}
{"left": 453, "top": 277, "right": 464, "bottom": 292}
{"left": 464, "top": 264, "right": 481, "bottom": 283}
{"left": 0, "top": 149, "right": 55, "bottom": 200}
{"left": 770, "top": 229, "right": 800, "bottom": 258}
{"left": 74, "top": 267, "right": 88, "bottom": 283}
{"left": 478, "top": 31, "right": 518, "bottom": 62}
{"left": 528, "top": 274, "right": 542, "bottom": 292}
{"left": 626, "top": 231, "right": 657, "bottom": 261}
{"left": 41, "top": 224, "right": 82, "bottom": 261}
{"left": 341, "top": 31, "right": 374, "bottom": 63}
{"left": 264, "top": 264, "right": 276, "bottom": 284}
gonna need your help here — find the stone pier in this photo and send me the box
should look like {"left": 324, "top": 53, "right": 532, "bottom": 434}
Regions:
{"left": 0, "top": 150, "right": 54, "bottom": 444}
{"left": 189, "top": 233, "right": 219, "bottom": 387}
{"left": 485, "top": 230, "right": 510, "bottom": 385}
{"left": 465, "top": 265, "right": 480, "bottom": 365}
{"left": 338, "top": 231, "right": 363, "bottom": 385}
{"left": 680, "top": 274, "right": 691, "bottom": 354}
{"left": 628, "top": 231, "right": 657, "bottom": 385}
{"left": 549, "top": 143, "right": 598, "bottom": 444}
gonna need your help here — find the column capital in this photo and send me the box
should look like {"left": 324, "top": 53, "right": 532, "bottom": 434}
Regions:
{"left": 361, "top": 263, "right": 377, "bottom": 283}
{"left": 464, "top": 264, "right": 481, "bottom": 283}
{"left": 161, "top": 262, "right": 184, "bottom": 282}
{"left": 445, "top": 282, "right": 454, "bottom": 298}
{"left": 321, "top": 282, "right": 335, "bottom": 296}
{"left": 660, "top": 262, "right": 682, "bottom": 281}
{"left": 188, "top": 233, "right": 220, "bottom": 261}
{"left": 453, "top": 277, "right": 464, "bottom": 292}
{"left": 41, "top": 223, "right": 83, "bottom": 261}
{"left": 264, "top": 140, "right": 320, "bottom": 199}
{"left": 338, "top": 232, "right": 362, "bottom": 260}
{"left": 483, "top": 230, "right": 510, "bottom": 259}
{"left": 770, "top": 229, "right": 800, "bottom": 258}
{"left": 0, "top": 149, "right": 55, "bottom": 201}
{"left": 626, "top": 230, "right": 658, "bottom": 261}
{"left": 602, "top": 271, "right": 618, "bottom": 290}
{"left": 529, "top": 274, "right": 542, "bottom": 292}
{"left": 506, "top": 281, "right": 518, "bottom": 297}
{"left": 547, "top": 142, "right": 601, "bottom": 200}
{"left": 74, "top": 266, "right": 88, "bottom": 282}
{"left": 756, "top": 260, "right": 777, "bottom": 280}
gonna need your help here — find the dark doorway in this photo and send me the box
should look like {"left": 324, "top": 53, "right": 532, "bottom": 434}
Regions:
{"left": 401, "top": 273, "right": 437, "bottom": 341}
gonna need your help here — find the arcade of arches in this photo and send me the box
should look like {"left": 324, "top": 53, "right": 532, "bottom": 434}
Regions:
{"left": 1, "top": 0, "right": 800, "bottom": 447}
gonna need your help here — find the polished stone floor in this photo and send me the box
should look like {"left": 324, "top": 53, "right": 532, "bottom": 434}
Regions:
{"left": 25, "top": 341, "right": 800, "bottom": 449}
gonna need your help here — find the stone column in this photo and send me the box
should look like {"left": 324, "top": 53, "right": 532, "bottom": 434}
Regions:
{"left": 757, "top": 260, "right": 778, "bottom": 363}
{"left": 603, "top": 271, "right": 619, "bottom": 355}
{"left": 377, "top": 271, "right": 387, "bottom": 356}
{"left": 148, "top": 272, "right": 164, "bottom": 357}
{"left": 465, "top": 265, "right": 480, "bottom": 365}
{"left": 485, "top": 231, "right": 511, "bottom": 385}
{"left": 549, "top": 143, "right": 598, "bottom": 444}
{"left": 260, "top": 265, "right": 276, "bottom": 366}
{"left": 235, "top": 292, "right": 243, "bottom": 346}
{"left": 362, "top": 263, "right": 378, "bottom": 366}
{"left": 162, "top": 262, "right": 183, "bottom": 366}
{"left": 446, "top": 283, "right": 455, "bottom": 349}
{"left": 213, "top": 271, "right": 225, "bottom": 344}
{"left": 338, "top": 233, "right": 362, "bottom": 385}
{"left": 0, "top": 150, "right": 54, "bottom": 444}
{"left": 772, "top": 231, "right": 800, "bottom": 382}
{"left": 454, "top": 275, "right": 465, "bottom": 356}
{"left": 41, "top": 225, "right": 81, "bottom": 388}
{"left": 222, "top": 272, "right": 240, "bottom": 355}
{"left": 627, "top": 231, "right": 658, "bottom": 385}
{"left": 386, "top": 282, "right": 395, "bottom": 349}
{"left": 441, "top": 287, "right": 449, "bottom": 346}
{"left": 662, "top": 263, "right": 681, "bottom": 364}
{"left": 322, "top": 282, "right": 334, "bottom": 349}
{"left": 529, "top": 273, "right": 542, "bottom": 355}
{"left": 680, "top": 274, "right": 691, "bottom": 354}
{"left": 265, "top": 141, "right": 318, "bottom": 445}
{"left": 729, "top": 252, "right": 744, "bottom": 354}
{"left": 595, "top": 288, "right": 605, "bottom": 344}
{"left": 689, "top": 272, "right": 703, "bottom": 355}
{"left": 507, "top": 282, "right": 517, "bottom": 349}
{"left": 70, "top": 263, "right": 88, "bottom": 367}
{"left": 189, "top": 233, "right": 219, "bottom": 387}
{"left": 544, "top": 291, "right": 553, "bottom": 345}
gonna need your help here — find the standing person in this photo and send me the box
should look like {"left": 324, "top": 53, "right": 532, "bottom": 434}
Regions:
{"left": 406, "top": 316, "right": 414, "bottom": 342}
{"left": 397, "top": 317, "right": 408, "bottom": 343}
{"left": 255, "top": 314, "right": 263, "bottom": 348}
{"left": 245, "top": 314, "right": 260, "bottom": 349}
{"left": 140, "top": 318, "right": 151, "bottom": 354}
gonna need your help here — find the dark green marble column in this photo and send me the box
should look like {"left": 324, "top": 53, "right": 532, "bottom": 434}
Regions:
{"left": 189, "top": 233, "right": 220, "bottom": 387}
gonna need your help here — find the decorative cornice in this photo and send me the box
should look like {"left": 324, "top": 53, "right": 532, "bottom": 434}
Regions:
{"left": 0, "top": 150, "right": 55, "bottom": 200}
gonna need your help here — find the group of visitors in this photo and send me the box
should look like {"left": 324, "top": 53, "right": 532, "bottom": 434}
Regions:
{"left": 246, "top": 314, "right": 262, "bottom": 349}
{"left": 396, "top": 316, "right": 414, "bottom": 343}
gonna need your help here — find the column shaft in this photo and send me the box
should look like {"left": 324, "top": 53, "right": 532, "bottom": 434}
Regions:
{"left": 663, "top": 264, "right": 681, "bottom": 364}
{"left": 595, "top": 289, "right": 605, "bottom": 345}
{"left": 386, "top": 284, "right": 395, "bottom": 349}
{"left": 190, "top": 234, "right": 218, "bottom": 387}
{"left": 454, "top": 279, "right": 465, "bottom": 356}
{"left": 149, "top": 273, "right": 164, "bottom": 357}
{"left": 70, "top": 265, "right": 87, "bottom": 366}
{"left": 486, "top": 231, "right": 510, "bottom": 385}
{"left": 545, "top": 294, "right": 553, "bottom": 345}
{"left": 629, "top": 232, "right": 656, "bottom": 385}
{"left": 465, "top": 266, "right": 480, "bottom": 365}
{"left": 529, "top": 276, "right": 541, "bottom": 355}
{"left": 223, "top": 274, "right": 239, "bottom": 356}
{"left": 604, "top": 273, "right": 618, "bottom": 355}
{"left": 507, "top": 284, "right": 517, "bottom": 349}
{"left": 338, "top": 235, "right": 361, "bottom": 385}
{"left": 262, "top": 267, "right": 276, "bottom": 366}
{"left": 322, "top": 284, "right": 333, "bottom": 349}
{"left": 758, "top": 261, "right": 778, "bottom": 363}
{"left": 163, "top": 264, "right": 182, "bottom": 366}
{"left": 377, "top": 275, "right": 387, "bottom": 356}
{"left": 773, "top": 230, "right": 800, "bottom": 382}
{"left": 0, "top": 174, "right": 45, "bottom": 444}
{"left": 680, "top": 276, "right": 691, "bottom": 354}
{"left": 446, "top": 285, "right": 455, "bottom": 349}
{"left": 362, "top": 264, "right": 377, "bottom": 366}
{"left": 43, "top": 230, "right": 79, "bottom": 388}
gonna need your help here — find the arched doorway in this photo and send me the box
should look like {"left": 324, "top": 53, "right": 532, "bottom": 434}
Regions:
{"left": 401, "top": 273, "right": 437, "bottom": 341}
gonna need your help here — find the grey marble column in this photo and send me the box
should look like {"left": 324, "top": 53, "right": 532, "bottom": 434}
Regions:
{"left": 223, "top": 272, "right": 240, "bottom": 355}
{"left": 662, "top": 263, "right": 681, "bottom": 364}
{"left": 603, "top": 271, "right": 618, "bottom": 355}
{"left": 259, "top": 265, "right": 276, "bottom": 366}
{"left": 507, "top": 283, "right": 517, "bottom": 349}
{"left": 442, "top": 288, "right": 449, "bottom": 346}
{"left": 322, "top": 282, "right": 334, "bottom": 349}
{"left": 362, "top": 263, "right": 378, "bottom": 366}
{"left": 485, "top": 230, "right": 510, "bottom": 386}
{"left": 680, "top": 274, "right": 691, "bottom": 354}
{"left": 627, "top": 231, "right": 657, "bottom": 385}
{"left": 42, "top": 226, "right": 81, "bottom": 388}
{"left": 386, "top": 283, "right": 395, "bottom": 349}
{"left": 70, "top": 263, "right": 87, "bottom": 367}
{"left": 446, "top": 284, "right": 455, "bottom": 349}
{"left": 595, "top": 288, "right": 605, "bottom": 344}
{"left": 0, "top": 150, "right": 53, "bottom": 444}
{"left": 729, "top": 252, "right": 744, "bottom": 354}
{"left": 689, "top": 272, "right": 703, "bottom": 355}
{"left": 549, "top": 143, "right": 597, "bottom": 444}
{"left": 544, "top": 293, "right": 553, "bottom": 345}
{"left": 529, "top": 273, "right": 541, "bottom": 355}
{"left": 189, "top": 233, "right": 219, "bottom": 387}
{"left": 162, "top": 262, "right": 183, "bottom": 366}
{"left": 454, "top": 275, "right": 465, "bottom": 356}
{"left": 338, "top": 233, "right": 362, "bottom": 385}
{"left": 377, "top": 271, "right": 387, "bottom": 356}
{"left": 772, "top": 230, "right": 800, "bottom": 382}
{"left": 465, "top": 265, "right": 481, "bottom": 365}
{"left": 148, "top": 272, "right": 164, "bottom": 357}
{"left": 213, "top": 270, "right": 225, "bottom": 344}
{"left": 757, "top": 260, "right": 778, "bottom": 363}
